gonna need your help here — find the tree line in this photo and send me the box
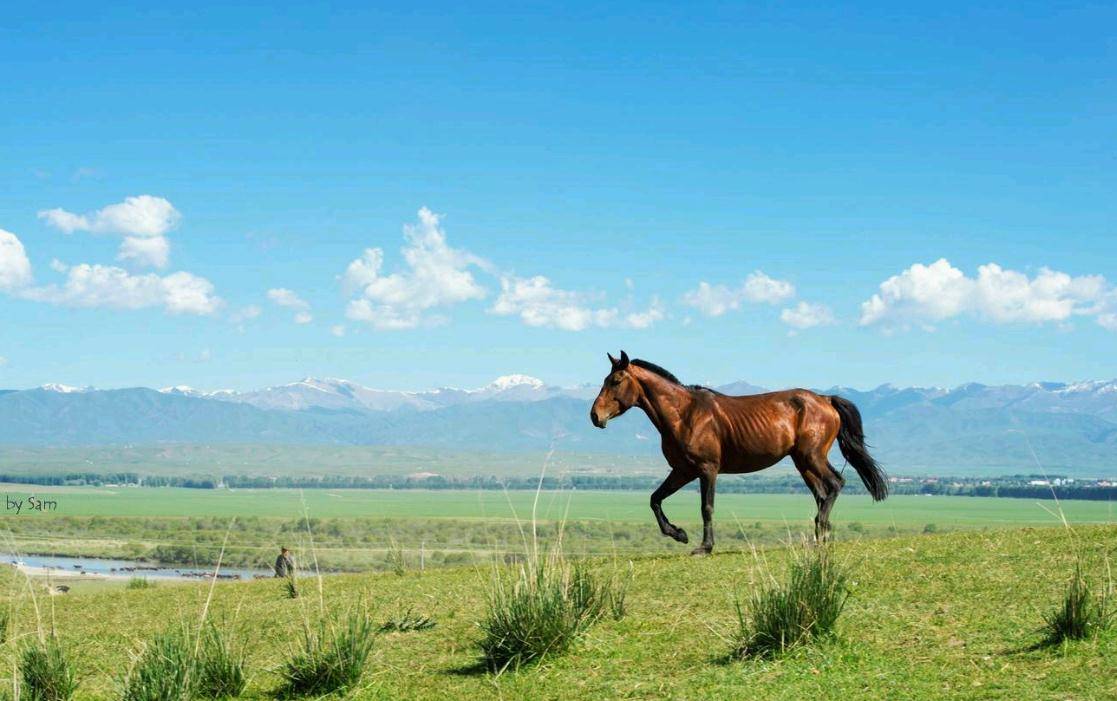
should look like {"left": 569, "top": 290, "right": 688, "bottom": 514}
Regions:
{"left": 1, "top": 470, "right": 1115, "bottom": 500}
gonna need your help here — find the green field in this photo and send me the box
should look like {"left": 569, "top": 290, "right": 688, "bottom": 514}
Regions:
{"left": 1, "top": 526, "right": 1115, "bottom": 699}
{"left": 1, "top": 485, "right": 1113, "bottom": 575}
{"left": 0, "top": 445, "right": 662, "bottom": 478}
{"left": 2, "top": 485, "right": 1114, "bottom": 525}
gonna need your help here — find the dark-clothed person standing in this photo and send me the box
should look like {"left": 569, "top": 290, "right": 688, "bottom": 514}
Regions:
{"left": 274, "top": 547, "right": 295, "bottom": 577}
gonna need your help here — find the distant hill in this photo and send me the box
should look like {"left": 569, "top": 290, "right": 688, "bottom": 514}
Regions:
{"left": 1, "top": 376, "right": 1115, "bottom": 475}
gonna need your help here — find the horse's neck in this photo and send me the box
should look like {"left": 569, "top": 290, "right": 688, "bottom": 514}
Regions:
{"left": 635, "top": 372, "right": 692, "bottom": 440}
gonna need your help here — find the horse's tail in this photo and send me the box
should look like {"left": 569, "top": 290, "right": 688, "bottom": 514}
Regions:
{"left": 829, "top": 395, "right": 888, "bottom": 501}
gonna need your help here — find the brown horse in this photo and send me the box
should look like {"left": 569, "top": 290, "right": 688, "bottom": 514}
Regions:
{"left": 590, "top": 351, "right": 887, "bottom": 554}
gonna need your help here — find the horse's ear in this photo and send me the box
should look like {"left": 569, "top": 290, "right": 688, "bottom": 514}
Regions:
{"left": 607, "top": 352, "right": 618, "bottom": 367}
{"left": 618, "top": 350, "right": 630, "bottom": 369}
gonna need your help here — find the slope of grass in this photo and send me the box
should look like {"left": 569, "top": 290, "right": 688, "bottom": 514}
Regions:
{"left": 1, "top": 526, "right": 1115, "bottom": 699}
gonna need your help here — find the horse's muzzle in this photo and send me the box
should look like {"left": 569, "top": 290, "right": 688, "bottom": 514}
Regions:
{"left": 590, "top": 409, "right": 607, "bottom": 429}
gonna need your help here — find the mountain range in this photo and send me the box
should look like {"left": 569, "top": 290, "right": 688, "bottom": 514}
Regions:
{"left": 1, "top": 375, "right": 1115, "bottom": 475}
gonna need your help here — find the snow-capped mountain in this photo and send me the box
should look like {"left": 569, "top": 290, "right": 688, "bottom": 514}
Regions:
{"left": 3, "top": 376, "right": 1115, "bottom": 473}
{"left": 39, "top": 383, "right": 93, "bottom": 393}
{"left": 159, "top": 386, "right": 237, "bottom": 399}
{"left": 190, "top": 374, "right": 597, "bottom": 412}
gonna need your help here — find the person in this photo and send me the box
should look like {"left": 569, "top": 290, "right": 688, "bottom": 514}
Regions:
{"left": 274, "top": 547, "right": 295, "bottom": 578}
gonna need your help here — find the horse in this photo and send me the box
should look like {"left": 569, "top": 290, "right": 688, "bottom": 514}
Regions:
{"left": 589, "top": 351, "right": 887, "bottom": 554}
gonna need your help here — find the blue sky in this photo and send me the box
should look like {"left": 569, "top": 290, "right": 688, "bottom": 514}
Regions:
{"left": 1, "top": 2, "right": 1115, "bottom": 392}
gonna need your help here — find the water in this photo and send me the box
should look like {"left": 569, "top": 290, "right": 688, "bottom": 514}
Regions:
{"left": 1, "top": 552, "right": 272, "bottom": 581}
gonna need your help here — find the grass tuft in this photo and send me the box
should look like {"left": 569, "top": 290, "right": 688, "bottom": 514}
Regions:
{"left": 1041, "top": 563, "right": 1111, "bottom": 646}
{"left": 478, "top": 548, "right": 609, "bottom": 671}
{"left": 386, "top": 540, "right": 406, "bottom": 577}
{"left": 194, "top": 623, "right": 247, "bottom": 699}
{"left": 279, "top": 608, "right": 376, "bottom": 697}
{"left": 19, "top": 636, "right": 78, "bottom": 701}
{"left": 379, "top": 606, "right": 436, "bottom": 633}
{"left": 127, "top": 577, "right": 156, "bottom": 590}
{"left": 607, "top": 563, "right": 633, "bottom": 621}
{"left": 120, "top": 622, "right": 246, "bottom": 701}
{"left": 733, "top": 545, "right": 849, "bottom": 659}
{"left": 120, "top": 625, "right": 195, "bottom": 701}
{"left": 284, "top": 575, "right": 299, "bottom": 599}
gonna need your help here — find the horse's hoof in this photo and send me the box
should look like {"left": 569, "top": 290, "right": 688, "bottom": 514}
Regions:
{"left": 673, "top": 528, "right": 689, "bottom": 544}
{"left": 690, "top": 546, "right": 712, "bottom": 557}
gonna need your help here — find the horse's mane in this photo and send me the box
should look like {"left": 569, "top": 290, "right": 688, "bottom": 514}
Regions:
{"left": 632, "top": 359, "right": 721, "bottom": 394}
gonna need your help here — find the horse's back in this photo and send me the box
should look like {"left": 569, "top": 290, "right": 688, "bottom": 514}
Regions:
{"left": 706, "top": 389, "right": 838, "bottom": 473}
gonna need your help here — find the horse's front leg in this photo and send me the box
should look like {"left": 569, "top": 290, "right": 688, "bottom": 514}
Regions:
{"left": 650, "top": 470, "right": 694, "bottom": 544}
{"left": 692, "top": 469, "right": 717, "bottom": 556}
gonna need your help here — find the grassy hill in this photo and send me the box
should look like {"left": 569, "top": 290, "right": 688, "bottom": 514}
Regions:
{"left": 2, "top": 526, "right": 1115, "bottom": 699}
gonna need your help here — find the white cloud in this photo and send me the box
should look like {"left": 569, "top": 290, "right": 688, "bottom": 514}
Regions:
{"left": 229, "top": 304, "right": 262, "bottom": 333}
{"left": 624, "top": 299, "right": 666, "bottom": 329}
{"left": 682, "top": 271, "right": 795, "bottom": 316}
{"left": 0, "top": 356, "right": 7, "bottom": 366}
{"left": 38, "top": 195, "right": 181, "bottom": 237}
{"left": 1, "top": 224, "right": 220, "bottom": 316}
{"left": 343, "top": 207, "right": 488, "bottom": 330}
{"left": 341, "top": 248, "right": 383, "bottom": 295}
{"left": 0, "top": 229, "right": 33, "bottom": 291}
{"left": 860, "top": 258, "right": 1115, "bottom": 331}
{"left": 267, "top": 288, "right": 313, "bottom": 324}
{"left": 118, "top": 235, "right": 170, "bottom": 268}
{"left": 330, "top": 324, "right": 346, "bottom": 337}
{"left": 743, "top": 271, "right": 796, "bottom": 304}
{"left": 38, "top": 195, "right": 181, "bottom": 269}
{"left": 490, "top": 275, "right": 662, "bottom": 331}
{"left": 22, "top": 264, "right": 221, "bottom": 315}
{"left": 230, "top": 304, "right": 262, "bottom": 323}
{"left": 37, "top": 209, "right": 88, "bottom": 234}
{"left": 267, "top": 288, "right": 309, "bottom": 310}
{"left": 780, "top": 301, "right": 835, "bottom": 331}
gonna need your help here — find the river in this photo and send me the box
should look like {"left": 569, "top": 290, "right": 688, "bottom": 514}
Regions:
{"left": 1, "top": 552, "right": 273, "bottom": 581}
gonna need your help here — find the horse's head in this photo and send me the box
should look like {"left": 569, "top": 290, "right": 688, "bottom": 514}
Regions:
{"left": 590, "top": 350, "right": 641, "bottom": 429}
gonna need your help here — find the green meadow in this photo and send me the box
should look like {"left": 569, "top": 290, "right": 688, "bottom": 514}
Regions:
{"left": 1, "top": 526, "right": 1114, "bottom": 699}
{"left": 2, "top": 485, "right": 1113, "bottom": 525}
{"left": 1, "top": 485, "right": 1112, "bottom": 576}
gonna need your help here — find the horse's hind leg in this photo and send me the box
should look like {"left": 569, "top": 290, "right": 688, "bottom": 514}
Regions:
{"left": 792, "top": 452, "right": 844, "bottom": 541}
{"left": 691, "top": 469, "right": 717, "bottom": 556}
{"left": 815, "top": 461, "right": 844, "bottom": 541}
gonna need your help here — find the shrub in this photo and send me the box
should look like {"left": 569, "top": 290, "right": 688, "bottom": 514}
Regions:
{"left": 20, "top": 636, "right": 79, "bottom": 701}
{"left": 280, "top": 609, "right": 376, "bottom": 697}
{"left": 1042, "top": 564, "right": 1111, "bottom": 646}
{"left": 733, "top": 546, "right": 849, "bottom": 659}
{"left": 478, "top": 550, "right": 608, "bottom": 671}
